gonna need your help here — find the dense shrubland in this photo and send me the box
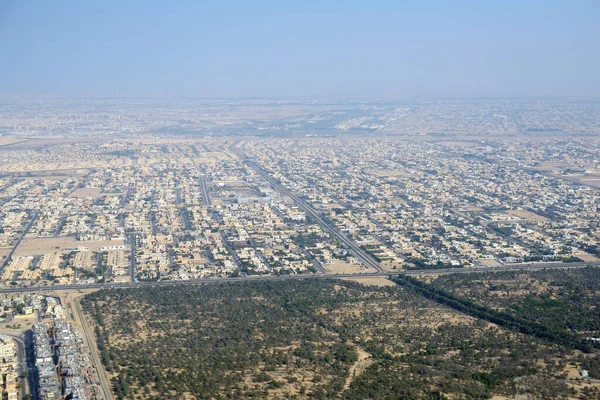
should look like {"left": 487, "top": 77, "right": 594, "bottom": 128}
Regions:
{"left": 82, "top": 277, "right": 597, "bottom": 399}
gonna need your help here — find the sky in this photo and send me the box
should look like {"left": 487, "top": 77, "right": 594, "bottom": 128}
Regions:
{"left": 0, "top": 0, "right": 599, "bottom": 99}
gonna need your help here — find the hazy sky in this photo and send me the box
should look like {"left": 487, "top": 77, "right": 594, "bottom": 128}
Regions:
{"left": 1, "top": 0, "right": 599, "bottom": 98}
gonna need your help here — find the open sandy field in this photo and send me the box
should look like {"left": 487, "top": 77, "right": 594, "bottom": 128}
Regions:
{"left": 6, "top": 168, "right": 89, "bottom": 177}
{"left": 1, "top": 137, "right": 101, "bottom": 150}
{"left": 480, "top": 259, "right": 503, "bottom": 267}
{"left": 527, "top": 161, "right": 569, "bottom": 172}
{"left": 466, "top": 206, "right": 484, "bottom": 212}
{"left": 578, "top": 176, "right": 600, "bottom": 188}
{"left": 576, "top": 253, "right": 600, "bottom": 262}
{"left": 1, "top": 313, "right": 38, "bottom": 331}
{"left": 0, "top": 163, "right": 94, "bottom": 173}
{"left": 14, "top": 236, "right": 125, "bottom": 256}
{"left": 555, "top": 173, "right": 600, "bottom": 189}
{"left": 324, "top": 260, "right": 372, "bottom": 274}
{"left": 0, "top": 248, "right": 10, "bottom": 262}
{"left": 0, "top": 136, "right": 28, "bottom": 147}
{"left": 69, "top": 187, "right": 103, "bottom": 198}
{"left": 508, "top": 209, "right": 550, "bottom": 222}
{"left": 379, "top": 260, "right": 404, "bottom": 272}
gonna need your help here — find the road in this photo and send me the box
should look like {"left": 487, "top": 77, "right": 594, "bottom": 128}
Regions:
{"left": 0, "top": 211, "right": 39, "bottom": 272}
{"left": 73, "top": 296, "right": 114, "bottom": 400}
{"left": 407, "top": 261, "right": 600, "bottom": 274}
{"left": 219, "top": 230, "right": 243, "bottom": 275}
{"left": 2, "top": 261, "right": 599, "bottom": 294}
{"left": 179, "top": 208, "right": 192, "bottom": 230}
{"left": 120, "top": 186, "right": 132, "bottom": 208}
{"left": 332, "top": 196, "right": 406, "bottom": 262}
{"left": 0, "top": 332, "right": 29, "bottom": 399}
{"left": 303, "top": 249, "right": 327, "bottom": 273}
{"left": 199, "top": 176, "right": 211, "bottom": 206}
{"left": 229, "top": 147, "right": 382, "bottom": 272}
{"left": 270, "top": 205, "right": 327, "bottom": 273}
{"left": 127, "top": 233, "right": 137, "bottom": 285}
{"left": 53, "top": 215, "right": 67, "bottom": 237}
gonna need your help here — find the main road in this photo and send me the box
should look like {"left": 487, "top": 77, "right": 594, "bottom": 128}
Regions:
{"left": 0, "top": 332, "right": 29, "bottom": 400}
{"left": 2, "top": 261, "right": 599, "bottom": 294}
{"left": 228, "top": 146, "right": 382, "bottom": 272}
{"left": 0, "top": 211, "right": 39, "bottom": 272}
{"left": 199, "top": 176, "right": 211, "bottom": 206}
{"left": 127, "top": 232, "right": 137, "bottom": 285}
{"left": 73, "top": 295, "right": 114, "bottom": 400}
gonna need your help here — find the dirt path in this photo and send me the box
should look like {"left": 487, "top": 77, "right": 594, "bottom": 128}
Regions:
{"left": 342, "top": 346, "right": 373, "bottom": 393}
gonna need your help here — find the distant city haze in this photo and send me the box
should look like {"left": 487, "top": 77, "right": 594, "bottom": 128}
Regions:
{"left": 1, "top": 0, "right": 599, "bottom": 99}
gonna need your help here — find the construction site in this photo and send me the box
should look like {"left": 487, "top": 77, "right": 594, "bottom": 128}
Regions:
{"left": 32, "top": 297, "right": 100, "bottom": 400}
{"left": 0, "top": 333, "right": 19, "bottom": 400}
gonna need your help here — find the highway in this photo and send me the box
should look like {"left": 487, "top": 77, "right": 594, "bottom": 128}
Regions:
{"left": 228, "top": 147, "right": 382, "bottom": 272}
{"left": 2, "top": 261, "right": 599, "bottom": 294}
{"left": 120, "top": 186, "right": 132, "bottom": 208}
{"left": 219, "top": 230, "right": 244, "bottom": 274}
{"left": 199, "top": 176, "right": 211, "bottom": 206}
{"left": 127, "top": 233, "right": 137, "bottom": 286}
{"left": 73, "top": 296, "right": 114, "bottom": 400}
{"left": 406, "top": 261, "right": 600, "bottom": 274}
{"left": 1, "top": 258, "right": 595, "bottom": 400}
{"left": 0, "top": 211, "right": 39, "bottom": 272}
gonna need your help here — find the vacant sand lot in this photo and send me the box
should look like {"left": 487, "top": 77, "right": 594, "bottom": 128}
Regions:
{"left": 480, "top": 259, "right": 502, "bottom": 267}
{"left": 556, "top": 173, "right": 600, "bottom": 189}
{"left": 4, "top": 167, "right": 89, "bottom": 177}
{"left": 0, "top": 136, "right": 27, "bottom": 147}
{"left": 379, "top": 261, "right": 404, "bottom": 272}
{"left": 508, "top": 209, "right": 549, "bottom": 222}
{"left": 576, "top": 253, "right": 600, "bottom": 262}
{"left": 15, "top": 236, "right": 125, "bottom": 256}
{"left": 69, "top": 187, "right": 103, "bottom": 198}
{"left": 1, "top": 314, "right": 38, "bottom": 330}
{"left": 324, "top": 260, "right": 374, "bottom": 274}
{"left": 578, "top": 176, "right": 600, "bottom": 188}
{"left": 3, "top": 137, "right": 100, "bottom": 150}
